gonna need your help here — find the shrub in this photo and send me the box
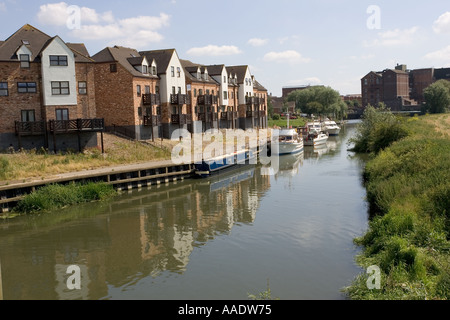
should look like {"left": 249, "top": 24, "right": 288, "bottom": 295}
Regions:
{"left": 0, "top": 157, "right": 10, "bottom": 180}
{"left": 272, "top": 114, "right": 280, "bottom": 120}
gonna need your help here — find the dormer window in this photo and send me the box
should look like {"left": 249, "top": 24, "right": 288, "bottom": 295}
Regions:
{"left": 20, "top": 54, "right": 30, "bottom": 68}
{"left": 152, "top": 66, "right": 157, "bottom": 75}
{"left": 142, "top": 65, "right": 148, "bottom": 74}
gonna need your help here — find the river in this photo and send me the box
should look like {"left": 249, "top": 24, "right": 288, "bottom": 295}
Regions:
{"left": 0, "top": 122, "right": 369, "bottom": 300}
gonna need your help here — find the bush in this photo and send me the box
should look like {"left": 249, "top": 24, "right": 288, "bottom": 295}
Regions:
{"left": 272, "top": 114, "right": 280, "bottom": 120}
{"left": 0, "top": 156, "right": 10, "bottom": 180}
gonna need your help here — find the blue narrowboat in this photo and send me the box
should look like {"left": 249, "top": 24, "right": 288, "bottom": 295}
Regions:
{"left": 194, "top": 149, "right": 256, "bottom": 178}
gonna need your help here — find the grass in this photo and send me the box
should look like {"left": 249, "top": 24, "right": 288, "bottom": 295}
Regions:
{"left": 344, "top": 113, "right": 450, "bottom": 300}
{"left": 268, "top": 117, "right": 307, "bottom": 128}
{"left": 14, "top": 182, "right": 117, "bottom": 214}
{"left": 0, "top": 133, "right": 171, "bottom": 184}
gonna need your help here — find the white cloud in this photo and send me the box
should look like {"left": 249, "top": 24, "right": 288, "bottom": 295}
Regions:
{"left": 36, "top": 3, "right": 170, "bottom": 48}
{"left": 186, "top": 45, "right": 242, "bottom": 56}
{"left": 424, "top": 45, "right": 450, "bottom": 66}
{"left": 364, "top": 26, "right": 419, "bottom": 47}
{"left": 433, "top": 12, "right": 450, "bottom": 34}
{"left": 248, "top": 38, "right": 268, "bottom": 47}
{"left": 263, "top": 50, "right": 310, "bottom": 64}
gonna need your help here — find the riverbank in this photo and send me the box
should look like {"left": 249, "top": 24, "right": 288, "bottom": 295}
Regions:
{"left": 345, "top": 113, "right": 450, "bottom": 300}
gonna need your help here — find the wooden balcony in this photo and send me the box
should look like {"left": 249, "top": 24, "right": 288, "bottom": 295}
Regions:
{"left": 220, "top": 112, "right": 233, "bottom": 121}
{"left": 170, "top": 94, "right": 187, "bottom": 105}
{"left": 171, "top": 114, "right": 192, "bottom": 125}
{"left": 142, "top": 93, "right": 161, "bottom": 106}
{"left": 246, "top": 111, "right": 255, "bottom": 118}
{"left": 197, "top": 95, "right": 218, "bottom": 106}
{"left": 197, "top": 112, "right": 219, "bottom": 123}
{"left": 15, "top": 121, "right": 46, "bottom": 136}
{"left": 143, "top": 115, "right": 161, "bottom": 127}
{"left": 246, "top": 97, "right": 255, "bottom": 106}
{"left": 49, "top": 119, "right": 105, "bottom": 133}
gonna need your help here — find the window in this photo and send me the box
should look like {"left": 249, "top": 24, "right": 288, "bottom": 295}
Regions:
{"left": 172, "top": 87, "right": 176, "bottom": 95}
{"left": 78, "top": 81, "right": 87, "bottom": 95}
{"left": 194, "top": 88, "right": 197, "bottom": 97}
{"left": 110, "top": 64, "right": 117, "bottom": 73}
{"left": 171, "top": 66, "right": 175, "bottom": 77}
{"left": 155, "top": 86, "right": 159, "bottom": 94}
{"left": 177, "top": 67, "right": 181, "bottom": 78}
{"left": 178, "top": 87, "right": 182, "bottom": 94}
{"left": 142, "top": 65, "right": 148, "bottom": 74}
{"left": 21, "top": 110, "right": 35, "bottom": 122}
{"left": 137, "top": 85, "right": 141, "bottom": 97}
{"left": 224, "top": 76, "right": 227, "bottom": 83}
{"left": 56, "top": 109, "right": 69, "bottom": 121}
{"left": 223, "top": 91, "right": 228, "bottom": 100}
{"left": 199, "top": 89, "right": 203, "bottom": 96}
{"left": 152, "top": 66, "right": 157, "bottom": 75}
{"left": 18, "top": 82, "right": 37, "bottom": 93}
{"left": 0, "top": 82, "right": 8, "bottom": 96}
{"left": 50, "top": 55, "right": 68, "bottom": 66}
{"left": 145, "top": 86, "right": 150, "bottom": 94}
{"left": 51, "top": 81, "right": 70, "bottom": 95}
{"left": 20, "top": 54, "right": 30, "bottom": 68}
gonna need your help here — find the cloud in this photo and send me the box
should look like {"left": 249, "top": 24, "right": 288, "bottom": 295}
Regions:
{"left": 433, "top": 12, "right": 450, "bottom": 34}
{"left": 186, "top": 45, "right": 242, "bottom": 56}
{"left": 364, "top": 27, "right": 419, "bottom": 47}
{"left": 263, "top": 50, "right": 311, "bottom": 64}
{"left": 248, "top": 38, "right": 268, "bottom": 47}
{"left": 36, "top": 2, "right": 170, "bottom": 48}
{"left": 424, "top": 45, "right": 450, "bottom": 66}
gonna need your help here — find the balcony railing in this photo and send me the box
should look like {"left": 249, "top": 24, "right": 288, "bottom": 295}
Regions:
{"left": 197, "top": 95, "right": 218, "bottom": 106}
{"left": 143, "top": 115, "right": 161, "bottom": 127}
{"left": 170, "top": 94, "right": 187, "bottom": 105}
{"left": 142, "top": 93, "right": 161, "bottom": 106}
{"left": 15, "top": 121, "right": 46, "bottom": 136}
{"left": 15, "top": 119, "right": 105, "bottom": 136}
{"left": 246, "top": 111, "right": 254, "bottom": 118}
{"left": 171, "top": 114, "right": 192, "bottom": 125}
{"left": 49, "top": 119, "right": 105, "bottom": 133}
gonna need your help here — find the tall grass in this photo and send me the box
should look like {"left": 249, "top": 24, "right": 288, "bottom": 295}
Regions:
{"left": 15, "top": 182, "right": 116, "bottom": 214}
{"left": 344, "top": 114, "right": 450, "bottom": 300}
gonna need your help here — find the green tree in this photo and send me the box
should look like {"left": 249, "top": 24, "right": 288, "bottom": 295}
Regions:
{"left": 423, "top": 80, "right": 450, "bottom": 114}
{"left": 267, "top": 96, "right": 274, "bottom": 118}
{"left": 286, "top": 86, "right": 342, "bottom": 117}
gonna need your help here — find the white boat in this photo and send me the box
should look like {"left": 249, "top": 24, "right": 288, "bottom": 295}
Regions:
{"left": 321, "top": 120, "right": 341, "bottom": 136}
{"left": 273, "top": 128, "right": 304, "bottom": 155}
{"left": 306, "top": 121, "right": 322, "bottom": 134}
{"left": 300, "top": 122, "right": 329, "bottom": 147}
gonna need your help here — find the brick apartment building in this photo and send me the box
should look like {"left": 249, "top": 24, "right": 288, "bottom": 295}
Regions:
{"left": 362, "top": 64, "right": 450, "bottom": 110}
{"left": 0, "top": 24, "right": 103, "bottom": 151}
{"left": 0, "top": 24, "right": 269, "bottom": 149}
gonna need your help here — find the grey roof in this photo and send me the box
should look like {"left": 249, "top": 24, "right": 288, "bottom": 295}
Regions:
{"left": 226, "top": 65, "right": 249, "bottom": 84}
{"left": 180, "top": 59, "right": 218, "bottom": 84}
{"left": 139, "top": 49, "right": 177, "bottom": 75}
{"left": 92, "top": 46, "right": 157, "bottom": 79}
{"left": 253, "top": 79, "right": 267, "bottom": 92}
{"left": 0, "top": 24, "right": 93, "bottom": 63}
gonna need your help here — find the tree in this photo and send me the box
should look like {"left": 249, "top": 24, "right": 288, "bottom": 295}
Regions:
{"left": 286, "top": 86, "right": 342, "bottom": 117}
{"left": 267, "top": 96, "right": 274, "bottom": 118}
{"left": 423, "top": 80, "right": 450, "bottom": 114}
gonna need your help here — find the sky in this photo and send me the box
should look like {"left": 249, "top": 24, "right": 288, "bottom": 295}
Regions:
{"left": 1, "top": 0, "right": 450, "bottom": 97}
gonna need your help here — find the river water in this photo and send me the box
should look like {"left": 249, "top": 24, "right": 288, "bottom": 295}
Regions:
{"left": 0, "top": 122, "right": 369, "bottom": 300}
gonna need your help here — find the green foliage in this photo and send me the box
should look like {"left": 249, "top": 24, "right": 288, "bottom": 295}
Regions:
{"left": 423, "top": 80, "right": 450, "bottom": 114}
{"left": 350, "top": 105, "right": 409, "bottom": 154}
{"left": 248, "top": 280, "right": 280, "bottom": 300}
{"left": 286, "top": 86, "right": 344, "bottom": 117}
{"left": 271, "top": 113, "right": 280, "bottom": 120}
{"left": 15, "top": 182, "right": 116, "bottom": 214}
{"left": 346, "top": 114, "right": 450, "bottom": 300}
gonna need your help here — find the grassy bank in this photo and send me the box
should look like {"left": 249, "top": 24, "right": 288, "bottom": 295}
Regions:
{"left": 345, "top": 113, "right": 450, "bottom": 300}
{"left": 14, "top": 182, "right": 116, "bottom": 214}
{"left": 0, "top": 133, "right": 172, "bottom": 185}
{"left": 268, "top": 118, "right": 306, "bottom": 128}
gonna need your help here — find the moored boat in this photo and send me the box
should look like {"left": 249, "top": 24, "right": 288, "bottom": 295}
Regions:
{"left": 273, "top": 128, "right": 304, "bottom": 155}
{"left": 194, "top": 149, "right": 256, "bottom": 178}
{"left": 321, "top": 119, "right": 341, "bottom": 136}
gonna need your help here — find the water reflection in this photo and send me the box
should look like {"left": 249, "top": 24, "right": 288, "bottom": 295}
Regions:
{"left": 0, "top": 123, "right": 368, "bottom": 300}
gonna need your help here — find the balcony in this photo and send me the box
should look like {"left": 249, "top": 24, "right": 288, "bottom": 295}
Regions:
{"left": 15, "top": 121, "right": 46, "bottom": 136}
{"left": 143, "top": 115, "right": 161, "bottom": 127}
{"left": 49, "top": 119, "right": 105, "bottom": 133}
{"left": 142, "top": 93, "right": 161, "bottom": 106}
{"left": 171, "top": 114, "right": 192, "bottom": 125}
{"left": 220, "top": 112, "right": 232, "bottom": 121}
{"left": 170, "top": 94, "right": 187, "bottom": 105}
{"left": 246, "top": 111, "right": 254, "bottom": 118}
{"left": 197, "top": 95, "right": 218, "bottom": 106}
{"left": 246, "top": 97, "right": 255, "bottom": 106}
{"left": 197, "top": 112, "right": 219, "bottom": 122}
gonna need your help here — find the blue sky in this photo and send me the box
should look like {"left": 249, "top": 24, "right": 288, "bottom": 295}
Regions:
{"left": 1, "top": 0, "right": 450, "bottom": 96}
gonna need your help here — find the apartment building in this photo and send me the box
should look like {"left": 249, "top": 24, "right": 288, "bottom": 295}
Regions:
{"left": 0, "top": 24, "right": 102, "bottom": 152}
{"left": 92, "top": 46, "right": 160, "bottom": 141}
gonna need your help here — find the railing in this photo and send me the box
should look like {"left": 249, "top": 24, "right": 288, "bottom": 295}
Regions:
{"left": 142, "top": 93, "right": 161, "bottom": 106}
{"left": 197, "top": 95, "right": 218, "bottom": 106}
{"left": 15, "top": 121, "right": 46, "bottom": 136}
{"left": 171, "top": 114, "right": 192, "bottom": 125}
{"left": 246, "top": 97, "right": 255, "bottom": 105}
{"left": 170, "top": 94, "right": 187, "bottom": 105}
{"left": 15, "top": 119, "right": 105, "bottom": 135}
{"left": 143, "top": 115, "right": 161, "bottom": 127}
{"left": 246, "top": 111, "right": 254, "bottom": 118}
{"left": 49, "top": 119, "right": 105, "bottom": 133}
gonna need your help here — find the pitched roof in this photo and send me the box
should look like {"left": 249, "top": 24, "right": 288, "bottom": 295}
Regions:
{"left": 180, "top": 59, "right": 218, "bottom": 84}
{"left": 0, "top": 24, "right": 52, "bottom": 61}
{"left": 253, "top": 79, "right": 267, "bottom": 92}
{"left": 92, "top": 46, "right": 157, "bottom": 79}
{"left": 139, "top": 49, "right": 176, "bottom": 74}
{"left": 226, "top": 65, "right": 250, "bottom": 84}
{"left": 66, "top": 43, "right": 94, "bottom": 63}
